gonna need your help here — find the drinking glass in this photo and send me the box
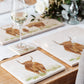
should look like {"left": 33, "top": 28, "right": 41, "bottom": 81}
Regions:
{"left": 11, "top": 0, "right": 28, "bottom": 48}
{"left": 68, "top": 0, "right": 79, "bottom": 25}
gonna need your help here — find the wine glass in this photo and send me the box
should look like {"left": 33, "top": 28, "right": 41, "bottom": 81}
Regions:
{"left": 11, "top": 0, "right": 28, "bottom": 48}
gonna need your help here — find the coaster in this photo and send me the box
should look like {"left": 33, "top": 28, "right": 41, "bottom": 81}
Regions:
{"left": 8, "top": 42, "right": 38, "bottom": 55}
{"left": 1, "top": 50, "right": 65, "bottom": 84}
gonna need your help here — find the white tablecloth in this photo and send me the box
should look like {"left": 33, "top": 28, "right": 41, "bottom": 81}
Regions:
{"left": 75, "top": 50, "right": 84, "bottom": 84}
{"left": 0, "top": 0, "right": 29, "bottom": 15}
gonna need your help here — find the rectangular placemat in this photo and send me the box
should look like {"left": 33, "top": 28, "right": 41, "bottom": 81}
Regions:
{"left": 1, "top": 50, "right": 65, "bottom": 84}
{"left": 0, "top": 18, "right": 64, "bottom": 45}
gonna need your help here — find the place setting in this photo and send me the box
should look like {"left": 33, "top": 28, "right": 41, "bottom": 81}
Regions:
{"left": 0, "top": 0, "right": 64, "bottom": 45}
{"left": 0, "top": 0, "right": 84, "bottom": 84}
{"left": 1, "top": 50, "right": 65, "bottom": 84}
{"left": 33, "top": 26, "right": 84, "bottom": 66}
{"left": 0, "top": 1, "right": 65, "bottom": 83}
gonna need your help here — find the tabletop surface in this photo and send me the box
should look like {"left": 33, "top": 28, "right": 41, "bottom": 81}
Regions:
{"left": 0, "top": 13, "right": 83, "bottom": 61}
{"left": 0, "top": 47, "right": 78, "bottom": 84}
{"left": 0, "top": 1, "right": 83, "bottom": 84}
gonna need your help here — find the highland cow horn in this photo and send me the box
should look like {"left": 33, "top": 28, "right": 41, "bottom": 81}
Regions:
{"left": 16, "top": 60, "right": 24, "bottom": 65}
{"left": 30, "top": 56, "right": 33, "bottom": 61}
{"left": 53, "top": 40, "right": 62, "bottom": 45}
{"left": 68, "top": 36, "right": 72, "bottom": 41}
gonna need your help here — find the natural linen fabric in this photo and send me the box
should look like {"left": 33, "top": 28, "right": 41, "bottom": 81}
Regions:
{"left": 75, "top": 50, "right": 84, "bottom": 84}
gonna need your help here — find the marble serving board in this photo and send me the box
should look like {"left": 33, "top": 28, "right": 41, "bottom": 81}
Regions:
{"left": 0, "top": 18, "right": 64, "bottom": 45}
{"left": 34, "top": 27, "right": 84, "bottom": 66}
{"left": 1, "top": 50, "right": 65, "bottom": 84}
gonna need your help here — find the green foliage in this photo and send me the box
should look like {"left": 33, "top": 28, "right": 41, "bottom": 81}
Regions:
{"left": 31, "top": 15, "right": 36, "bottom": 22}
{"left": 65, "top": 0, "right": 71, "bottom": 4}
{"left": 42, "top": 1, "right": 63, "bottom": 21}
{"left": 65, "top": 0, "right": 81, "bottom": 5}
{"left": 42, "top": 0, "right": 81, "bottom": 21}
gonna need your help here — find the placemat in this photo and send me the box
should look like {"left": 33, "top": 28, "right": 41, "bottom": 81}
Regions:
{"left": 0, "top": 18, "right": 64, "bottom": 45}
{"left": 1, "top": 50, "right": 65, "bottom": 84}
{"left": 34, "top": 27, "right": 84, "bottom": 66}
